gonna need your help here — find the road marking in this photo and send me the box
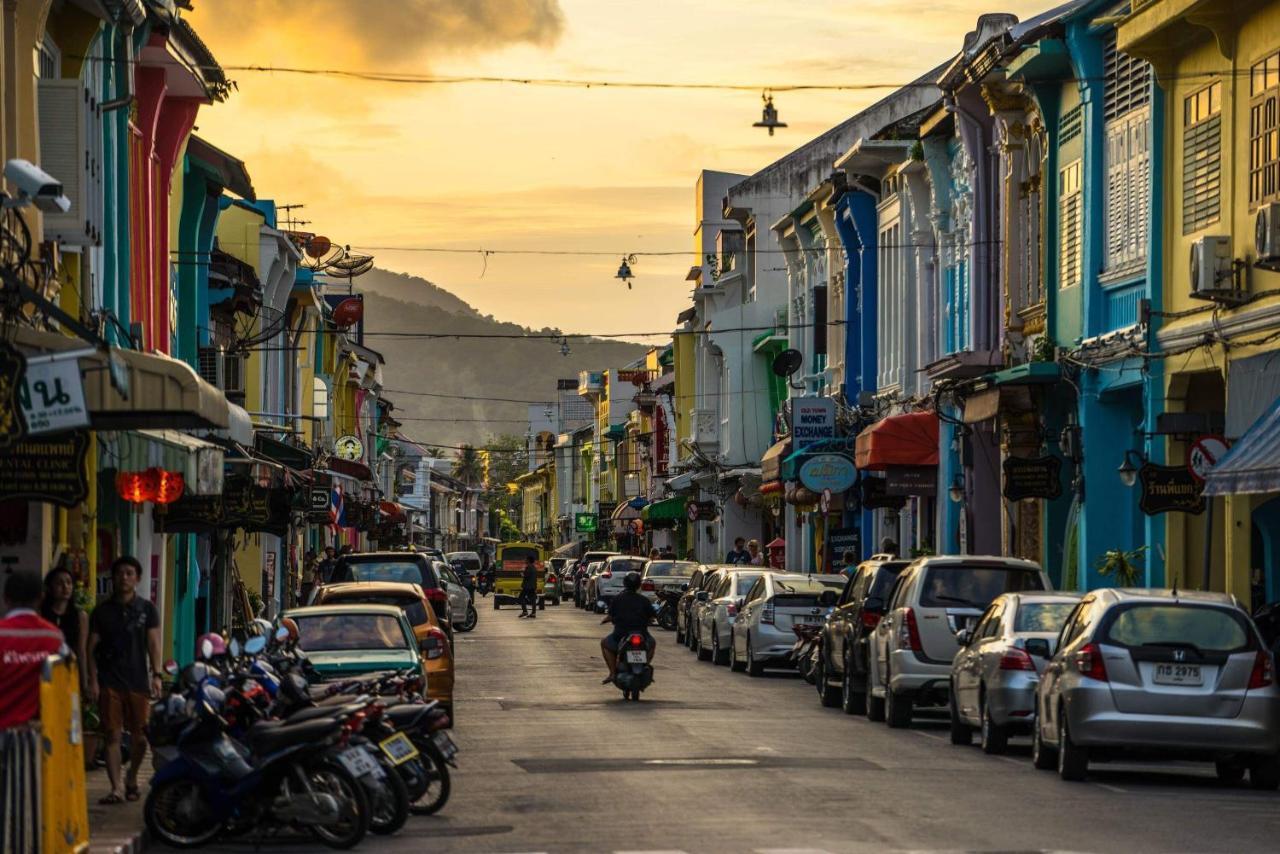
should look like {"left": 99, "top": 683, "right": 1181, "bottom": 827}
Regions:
{"left": 642, "top": 758, "right": 759, "bottom": 766}
{"left": 914, "top": 730, "right": 944, "bottom": 740}
{"left": 1094, "top": 782, "right": 1128, "bottom": 794}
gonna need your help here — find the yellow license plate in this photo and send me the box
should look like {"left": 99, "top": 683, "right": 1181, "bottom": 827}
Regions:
{"left": 379, "top": 732, "right": 420, "bottom": 765}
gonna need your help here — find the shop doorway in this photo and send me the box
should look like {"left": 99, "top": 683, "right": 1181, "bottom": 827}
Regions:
{"left": 1251, "top": 495, "right": 1280, "bottom": 612}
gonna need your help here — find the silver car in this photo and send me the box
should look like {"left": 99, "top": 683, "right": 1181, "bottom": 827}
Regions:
{"left": 692, "top": 568, "right": 762, "bottom": 664}
{"left": 949, "top": 592, "right": 1081, "bottom": 753}
{"left": 590, "top": 555, "right": 648, "bottom": 607}
{"left": 640, "top": 560, "right": 697, "bottom": 603}
{"left": 434, "top": 560, "right": 474, "bottom": 634}
{"left": 1032, "top": 588, "right": 1280, "bottom": 787}
{"left": 731, "top": 574, "right": 838, "bottom": 675}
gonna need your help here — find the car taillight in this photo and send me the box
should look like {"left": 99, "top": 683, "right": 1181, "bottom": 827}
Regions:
{"left": 761, "top": 603, "right": 775, "bottom": 625}
{"left": 602, "top": 571, "right": 613, "bottom": 578}
{"left": 546, "top": 574, "right": 556, "bottom": 584}
{"left": 425, "top": 626, "right": 448, "bottom": 660}
{"left": 726, "top": 601, "right": 738, "bottom": 618}
{"left": 641, "top": 580, "right": 655, "bottom": 591}
{"left": 1248, "top": 650, "right": 1274, "bottom": 690}
{"left": 897, "top": 608, "right": 922, "bottom": 652}
{"left": 860, "top": 611, "right": 881, "bottom": 629}
{"left": 424, "top": 588, "right": 448, "bottom": 604}
{"left": 999, "top": 648, "right": 1037, "bottom": 671}
{"left": 1074, "top": 643, "right": 1108, "bottom": 681}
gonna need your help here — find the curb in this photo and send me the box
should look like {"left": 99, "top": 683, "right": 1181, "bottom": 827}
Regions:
{"left": 88, "top": 829, "right": 146, "bottom": 854}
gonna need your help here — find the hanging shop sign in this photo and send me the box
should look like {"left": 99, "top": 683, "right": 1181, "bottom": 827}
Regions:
{"left": 0, "top": 341, "right": 29, "bottom": 449}
{"left": 1138, "top": 463, "right": 1205, "bottom": 516}
{"left": 861, "top": 475, "right": 907, "bottom": 511}
{"left": 309, "top": 486, "right": 330, "bottom": 512}
{"left": 18, "top": 358, "right": 88, "bottom": 435}
{"left": 0, "top": 430, "right": 88, "bottom": 507}
{"left": 161, "top": 477, "right": 291, "bottom": 535}
{"left": 799, "top": 453, "right": 857, "bottom": 494}
{"left": 828, "top": 527, "right": 861, "bottom": 559}
{"left": 1002, "top": 455, "right": 1063, "bottom": 502}
{"left": 686, "top": 500, "right": 717, "bottom": 521}
{"left": 574, "top": 512, "right": 598, "bottom": 533}
{"left": 884, "top": 465, "right": 938, "bottom": 497}
{"left": 791, "top": 397, "right": 836, "bottom": 446}
{"left": 334, "top": 434, "right": 364, "bottom": 462}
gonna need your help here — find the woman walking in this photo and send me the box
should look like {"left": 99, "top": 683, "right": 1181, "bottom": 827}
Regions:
{"left": 40, "top": 566, "right": 89, "bottom": 692}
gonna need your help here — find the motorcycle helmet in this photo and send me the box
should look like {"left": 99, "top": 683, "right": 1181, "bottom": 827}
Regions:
{"left": 196, "top": 632, "right": 226, "bottom": 660}
{"left": 279, "top": 617, "right": 300, "bottom": 644}
{"left": 623, "top": 571, "right": 641, "bottom": 591}
{"left": 251, "top": 617, "right": 273, "bottom": 638}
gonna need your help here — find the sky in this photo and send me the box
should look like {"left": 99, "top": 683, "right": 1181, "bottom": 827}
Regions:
{"left": 187, "top": 0, "right": 1050, "bottom": 339}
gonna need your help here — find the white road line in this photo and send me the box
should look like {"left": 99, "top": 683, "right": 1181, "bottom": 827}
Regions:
{"left": 755, "top": 849, "right": 835, "bottom": 854}
{"left": 1094, "top": 782, "right": 1128, "bottom": 794}
{"left": 914, "top": 730, "right": 944, "bottom": 740}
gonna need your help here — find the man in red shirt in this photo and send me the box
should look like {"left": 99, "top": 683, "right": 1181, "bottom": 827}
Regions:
{"left": 0, "top": 571, "right": 66, "bottom": 729}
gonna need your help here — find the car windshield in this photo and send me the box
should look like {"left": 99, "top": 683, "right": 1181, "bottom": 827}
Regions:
{"left": 1014, "top": 602, "right": 1077, "bottom": 633}
{"left": 321, "top": 593, "right": 430, "bottom": 627}
{"left": 341, "top": 561, "right": 426, "bottom": 586}
{"left": 1103, "top": 604, "right": 1253, "bottom": 653}
{"left": 499, "top": 547, "right": 540, "bottom": 566}
{"left": 868, "top": 563, "right": 909, "bottom": 599}
{"left": 645, "top": 561, "right": 696, "bottom": 578}
{"left": 920, "top": 566, "right": 1046, "bottom": 609}
{"left": 294, "top": 614, "right": 409, "bottom": 650}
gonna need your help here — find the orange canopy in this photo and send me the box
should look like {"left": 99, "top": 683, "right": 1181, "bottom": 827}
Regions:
{"left": 854, "top": 411, "right": 940, "bottom": 471}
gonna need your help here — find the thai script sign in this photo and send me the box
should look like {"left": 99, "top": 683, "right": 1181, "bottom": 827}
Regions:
{"left": 799, "top": 453, "right": 856, "bottom": 493}
{"left": 0, "top": 430, "right": 89, "bottom": 507}
{"left": 1138, "top": 464, "right": 1205, "bottom": 516}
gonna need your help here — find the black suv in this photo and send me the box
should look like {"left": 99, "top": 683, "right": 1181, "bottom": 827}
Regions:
{"left": 328, "top": 551, "right": 452, "bottom": 634}
{"left": 816, "top": 558, "right": 910, "bottom": 712}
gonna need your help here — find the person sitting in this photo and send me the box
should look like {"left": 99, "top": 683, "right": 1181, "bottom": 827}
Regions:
{"left": 599, "top": 571, "right": 655, "bottom": 684}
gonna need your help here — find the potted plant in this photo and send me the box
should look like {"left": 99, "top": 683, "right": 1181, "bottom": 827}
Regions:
{"left": 1096, "top": 545, "right": 1148, "bottom": 587}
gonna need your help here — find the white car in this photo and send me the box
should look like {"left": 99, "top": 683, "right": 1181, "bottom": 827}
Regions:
{"left": 732, "top": 574, "right": 840, "bottom": 676}
{"left": 434, "top": 560, "right": 474, "bottom": 635}
{"left": 591, "top": 555, "right": 648, "bottom": 607}
{"left": 695, "top": 569, "right": 766, "bottom": 665}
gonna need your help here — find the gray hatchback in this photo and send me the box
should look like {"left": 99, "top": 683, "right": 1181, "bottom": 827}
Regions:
{"left": 1032, "top": 588, "right": 1280, "bottom": 787}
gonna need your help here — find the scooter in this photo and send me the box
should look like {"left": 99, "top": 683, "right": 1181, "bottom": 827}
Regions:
{"left": 790, "top": 624, "right": 823, "bottom": 684}
{"left": 654, "top": 589, "right": 681, "bottom": 631}
{"left": 613, "top": 632, "right": 654, "bottom": 701}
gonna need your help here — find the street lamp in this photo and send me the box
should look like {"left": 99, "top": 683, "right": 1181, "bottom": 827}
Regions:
{"left": 1117, "top": 450, "right": 1146, "bottom": 488}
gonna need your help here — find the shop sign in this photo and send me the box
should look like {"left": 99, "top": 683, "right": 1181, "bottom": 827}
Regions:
{"left": 0, "top": 341, "right": 29, "bottom": 449}
{"left": 1138, "top": 464, "right": 1205, "bottom": 516}
{"left": 0, "top": 430, "right": 89, "bottom": 507}
{"left": 1002, "top": 455, "right": 1063, "bottom": 501}
{"left": 792, "top": 397, "right": 836, "bottom": 446}
{"left": 334, "top": 434, "right": 363, "bottom": 461}
{"left": 574, "top": 512, "right": 598, "bottom": 533}
{"left": 162, "top": 477, "right": 292, "bottom": 535}
{"left": 828, "top": 527, "right": 860, "bottom": 558}
{"left": 686, "top": 500, "right": 716, "bottom": 521}
{"left": 18, "top": 358, "right": 88, "bottom": 435}
{"left": 884, "top": 465, "right": 938, "bottom": 497}
{"left": 799, "top": 453, "right": 857, "bottom": 493}
{"left": 309, "top": 487, "right": 330, "bottom": 512}
{"left": 861, "top": 475, "right": 907, "bottom": 510}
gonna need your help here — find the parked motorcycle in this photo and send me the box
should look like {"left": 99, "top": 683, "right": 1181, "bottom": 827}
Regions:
{"left": 654, "top": 589, "right": 680, "bottom": 631}
{"left": 790, "top": 624, "right": 823, "bottom": 684}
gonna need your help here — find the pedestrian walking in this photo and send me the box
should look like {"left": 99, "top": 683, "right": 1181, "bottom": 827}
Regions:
{"left": 838, "top": 550, "right": 859, "bottom": 577}
{"left": 725, "top": 537, "right": 749, "bottom": 565}
{"left": 518, "top": 555, "right": 539, "bottom": 619}
{"left": 0, "top": 571, "right": 66, "bottom": 730}
{"left": 316, "top": 546, "right": 337, "bottom": 586}
{"left": 299, "top": 549, "right": 319, "bottom": 604}
{"left": 746, "top": 539, "right": 764, "bottom": 566}
{"left": 660, "top": 545, "right": 676, "bottom": 559}
{"left": 40, "top": 566, "right": 89, "bottom": 692}
{"left": 648, "top": 547, "right": 661, "bottom": 560}
{"left": 86, "top": 556, "right": 162, "bottom": 805}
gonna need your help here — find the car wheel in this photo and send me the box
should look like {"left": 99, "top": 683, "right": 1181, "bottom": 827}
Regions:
{"left": 675, "top": 616, "right": 685, "bottom": 646}
{"left": 1057, "top": 709, "right": 1088, "bottom": 781}
{"left": 1249, "top": 756, "right": 1280, "bottom": 791}
{"left": 696, "top": 626, "right": 712, "bottom": 662}
{"left": 948, "top": 685, "right": 972, "bottom": 746}
{"left": 746, "top": 634, "right": 764, "bottom": 677}
{"left": 459, "top": 603, "right": 478, "bottom": 633}
{"left": 979, "top": 693, "right": 1008, "bottom": 755}
{"left": 712, "top": 626, "right": 729, "bottom": 666}
{"left": 729, "top": 631, "right": 744, "bottom": 672}
{"left": 1215, "top": 760, "right": 1246, "bottom": 785}
{"left": 1031, "top": 710, "right": 1056, "bottom": 770}
{"left": 885, "top": 666, "right": 912, "bottom": 729}
{"left": 816, "top": 653, "right": 840, "bottom": 708}
{"left": 864, "top": 665, "right": 885, "bottom": 722}
{"left": 493, "top": 598, "right": 500, "bottom": 610}
{"left": 840, "top": 652, "right": 864, "bottom": 716}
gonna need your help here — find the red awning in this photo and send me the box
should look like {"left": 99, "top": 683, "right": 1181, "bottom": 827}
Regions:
{"left": 379, "top": 501, "right": 406, "bottom": 522}
{"left": 855, "top": 411, "right": 940, "bottom": 471}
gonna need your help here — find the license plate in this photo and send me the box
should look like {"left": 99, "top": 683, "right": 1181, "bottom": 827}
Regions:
{"left": 379, "top": 732, "right": 420, "bottom": 765}
{"left": 1153, "top": 663, "right": 1203, "bottom": 686}
{"left": 337, "top": 746, "right": 380, "bottom": 778}
{"left": 432, "top": 732, "right": 458, "bottom": 759}
{"left": 625, "top": 650, "right": 648, "bottom": 664}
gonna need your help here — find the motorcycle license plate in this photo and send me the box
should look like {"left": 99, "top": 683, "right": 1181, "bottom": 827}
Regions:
{"left": 625, "top": 650, "right": 647, "bottom": 664}
{"left": 337, "top": 746, "right": 380, "bottom": 778}
{"left": 379, "top": 732, "right": 420, "bottom": 765}
{"left": 432, "top": 732, "right": 458, "bottom": 759}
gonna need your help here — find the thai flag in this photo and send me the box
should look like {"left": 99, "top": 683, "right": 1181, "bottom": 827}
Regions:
{"left": 329, "top": 483, "right": 346, "bottom": 531}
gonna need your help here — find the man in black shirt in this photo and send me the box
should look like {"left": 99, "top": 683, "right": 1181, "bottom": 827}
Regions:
{"left": 600, "top": 572, "right": 654, "bottom": 683}
{"left": 518, "top": 555, "right": 539, "bottom": 618}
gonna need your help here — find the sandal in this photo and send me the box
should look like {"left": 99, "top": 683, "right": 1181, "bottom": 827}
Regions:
{"left": 125, "top": 785, "right": 141, "bottom": 802}
{"left": 99, "top": 792, "right": 123, "bottom": 805}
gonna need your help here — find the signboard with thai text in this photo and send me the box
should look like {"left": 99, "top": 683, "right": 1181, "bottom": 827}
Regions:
{"left": 1002, "top": 456, "right": 1063, "bottom": 501}
{"left": 799, "top": 453, "right": 857, "bottom": 493}
{"left": 17, "top": 358, "right": 88, "bottom": 434}
{"left": 1138, "top": 464, "right": 1205, "bottom": 516}
{"left": 0, "top": 430, "right": 88, "bottom": 507}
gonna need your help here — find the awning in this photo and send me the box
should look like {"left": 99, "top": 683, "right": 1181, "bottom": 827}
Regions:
{"left": 327, "top": 457, "right": 372, "bottom": 482}
{"left": 761, "top": 439, "right": 791, "bottom": 482}
{"left": 962, "top": 386, "right": 1033, "bottom": 424}
{"left": 552, "top": 541, "right": 580, "bottom": 558}
{"left": 1202, "top": 397, "right": 1280, "bottom": 497}
{"left": 15, "top": 327, "right": 232, "bottom": 431}
{"left": 664, "top": 471, "right": 697, "bottom": 494}
{"left": 642, "top": 495, "right": 686, "bottom": 522}
{"left": 855, "top": 412, "right": 940, "bottom": 471}
{"left": 254, "top": 434, "right": 312, "bottom": 471}
{"left": 611, "top": 502, "right": 643, "bottom": 522}
{"left": 113, "top": 429, "right": 225, "bottom": 495}
{"left": 379, "top": 501, "right": 406, "bottom": 522}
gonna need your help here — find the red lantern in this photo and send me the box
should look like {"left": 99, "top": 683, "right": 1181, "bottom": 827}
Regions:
{"left": 152, "top": 468, "right": 185, "bottom": 505}
{"left": 116, "top": 469, "right": 159, "bottom": 504}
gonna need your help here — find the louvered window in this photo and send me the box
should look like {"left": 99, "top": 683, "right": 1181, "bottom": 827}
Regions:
{"left": 1250, "top": 51, "right": 1280, "bottom": 207}
{"left": 1102, "top": 33, "right": 1152, "bottom": 273}
{"left": 1183, "top": 82, "right": 1222, "bottom": 234}
{"left": 1060, "top": 160, "right": 1083, "bottom": 289}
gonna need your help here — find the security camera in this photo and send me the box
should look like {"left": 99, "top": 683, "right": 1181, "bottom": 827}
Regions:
{"left": 3, "top": 159, "right": 70, "bottom": 213}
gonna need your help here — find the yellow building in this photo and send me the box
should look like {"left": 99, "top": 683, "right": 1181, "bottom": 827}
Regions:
{"left": 1122, "top": 0, "right": 1280, "bottom": 607}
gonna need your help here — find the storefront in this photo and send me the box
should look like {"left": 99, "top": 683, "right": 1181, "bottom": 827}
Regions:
{"left": 855, "top": 411, "right": 939, "bottom": 558}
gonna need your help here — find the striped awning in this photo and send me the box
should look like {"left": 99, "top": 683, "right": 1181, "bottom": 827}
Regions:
{"left": 1202, "top": 396, "right": 1280, "bottom": 497}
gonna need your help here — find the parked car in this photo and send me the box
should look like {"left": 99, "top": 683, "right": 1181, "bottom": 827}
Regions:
{"left": 948, "top": 592, "right": 1081, "bottom": 752}
{"left": 1032, "top": 588, "right": 1280, "bottom": 787}
{"left": 639, "top": 560, "right": 697, "bottom": 603}
{"left": 307, "top": 583, "right": 454, "bottom": 716}
{"left": 574, "top": 551, "right": 619, "bottom": 607}
{"left": 817, "top": 557, "right": 911, "bottom": 711}
{"left": 549, "top": 558, "right": 576, "bottom": 600}
{"left": 677, "top": 565, "right": 735, "bottom": 647}
{"left": 694, "top": 568, "right": 766, "bottom": 664}
{"left": 588, "top": 555, "right": 648, "bottom": 607}
{"left": 731, "top": 574, "right": 837, "bottom": 675}
{"left": 870, "top": 556, "right": 1051, "bottom": 727}
{"left": 436, "top": 560, "right": 478, "bottom": 633}
{"left": 445, "top": 550, "right": 481, "bottom": 590}
{"left": 328, "top": 551, "right": 454, "bottom": 636}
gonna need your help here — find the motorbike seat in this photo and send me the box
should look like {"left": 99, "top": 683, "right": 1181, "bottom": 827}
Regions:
{"left": 383, "top": 701, "right": 439, "bottom": 729}
{"left": 283, "top": 703, "right": 364, "bottom": 724}
{"left": 249, "top": 718, "right": 341, "bottom": 754}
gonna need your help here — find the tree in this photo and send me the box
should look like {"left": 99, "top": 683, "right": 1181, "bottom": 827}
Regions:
{"left": 482, "top": 434, "right": 528, "bottom": 517}
{"left": 452, "top": 444, "right": 484, "bottom": 486}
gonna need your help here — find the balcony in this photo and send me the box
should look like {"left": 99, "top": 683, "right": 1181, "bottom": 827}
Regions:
{"left": 577, "top": 370, "right": 604, "bottom": 396}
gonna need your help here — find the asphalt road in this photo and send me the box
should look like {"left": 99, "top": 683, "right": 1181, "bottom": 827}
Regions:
{"left": 244, "top": 599, "right": 1280, "bottom": 853}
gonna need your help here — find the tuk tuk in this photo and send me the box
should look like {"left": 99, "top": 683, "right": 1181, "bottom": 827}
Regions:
{"left": 493, "top": 541, "right": 547, "bottom": 610}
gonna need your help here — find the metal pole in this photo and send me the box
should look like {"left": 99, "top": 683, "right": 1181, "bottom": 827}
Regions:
{"left": 1201, "top": 497, "right": 1214, "bottom": 591}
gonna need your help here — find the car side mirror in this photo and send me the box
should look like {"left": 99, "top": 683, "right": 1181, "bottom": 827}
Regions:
{"left": 695, "top": 591, "right": 709, "bottom": 602}
{"left": 819, "top": 590, "right": 838, "bottom": 607}
{"left": 1024, "top": 638, "right": 1052, "bottom": 659}
{"left": 955, "top": 628, "right": 974, "bottom": 647}
{"left": 862, "top": 596, "right": 885, "bottom": 614}
{"left": 681, "top": 583, "right": 689, "bottom": 591}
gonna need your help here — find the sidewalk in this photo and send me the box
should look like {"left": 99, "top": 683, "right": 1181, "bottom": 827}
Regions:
{"left": 84, "top": 762, "right": 147, "bottom": 854}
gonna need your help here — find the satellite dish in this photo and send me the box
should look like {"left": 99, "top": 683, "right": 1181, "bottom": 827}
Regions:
{"left": 332, "top": 296, "right": 364, "bottom": 327}
{"left": 306, "top": 235, "right": 332, "bottom": 259}
{"left": 771, "top": 349, "right": 803, "bottom": 378}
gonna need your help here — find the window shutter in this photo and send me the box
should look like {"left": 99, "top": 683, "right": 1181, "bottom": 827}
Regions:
{"left": 37, "top": 78, "right": 89, "bottom": 244}
{"left": 1184, "top": 114, "right": 1221, "bottom": 233}
{"left": 1060, "top": 161, "right": 1083, "bottom": 289}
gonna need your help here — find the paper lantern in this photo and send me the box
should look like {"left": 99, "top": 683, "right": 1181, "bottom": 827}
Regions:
{"left": 116, "top": 469, "right": 158, "bottom": 504}
{"left": 152, "top": 468, "right": 185, "bottom": 505}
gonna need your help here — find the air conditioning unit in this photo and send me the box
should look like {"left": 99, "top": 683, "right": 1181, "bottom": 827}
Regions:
{"left": 196, "top": 346, "right": 224, "bottom": 388}
{"left": 1189, "top": 235, "right": 1236, "bottom": 302}
{"left": 223, "top": 353, "right": 247, "bottom": 404}
{"left": 1255, "top": 203, "right": 1280, "bottom": 262}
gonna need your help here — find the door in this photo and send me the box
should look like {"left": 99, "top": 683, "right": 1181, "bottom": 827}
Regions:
{"left": 955, "top": 603, "right": 999, "bottom": 719}
{"left": 1039, "top": 599, "right": 1092, "bottom": 743}
{"left": 828, "top": 570, "right": 863, "bottom": 673}
{"left": 875, "top": 572, "right": 912, "bottom": 688}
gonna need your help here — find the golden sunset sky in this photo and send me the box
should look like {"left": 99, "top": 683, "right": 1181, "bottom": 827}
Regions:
{"left": 188, "top": 0, "right": 1050, "bottom": 338}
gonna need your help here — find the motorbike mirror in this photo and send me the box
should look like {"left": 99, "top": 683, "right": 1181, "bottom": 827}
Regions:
{"left": 163, "top": 659, "right": 179, "bottom": 676}
{"left": 955, "top": 628, "right": 974, "bottom": 647}
{"left": 1024, "top": 638, "right": 1052, "bottom": 659}
{"left": 229, "top": 638, "right": 242, "bottom": 658}
{"left": 244, "top": 636, "right": 267, "bottom": 655}
{"left": 200, "top": 638, "right": 214, "bottom": 660}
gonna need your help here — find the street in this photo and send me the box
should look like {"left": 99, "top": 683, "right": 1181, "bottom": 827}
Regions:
{"left": 227, "top": 604, "right": 1280, "bottom": 854}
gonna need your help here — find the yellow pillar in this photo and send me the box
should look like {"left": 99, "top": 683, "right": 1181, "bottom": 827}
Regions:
{"left": 1224, "top": 494, "right": 1252, "bottom": 604}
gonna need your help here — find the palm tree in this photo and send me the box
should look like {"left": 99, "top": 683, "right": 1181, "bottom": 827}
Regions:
{"left": 452, "top": 444, "right": 484, "bottom": 486}
{"left": 424, "top": 447, "right": 444, "bottom": 459}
